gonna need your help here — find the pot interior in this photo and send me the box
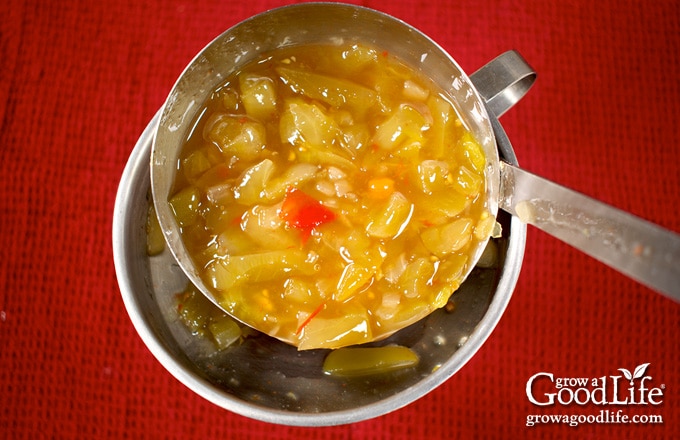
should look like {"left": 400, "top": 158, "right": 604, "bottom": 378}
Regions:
{"left": 114, "top": 107, "right": 524, "bottom": 425}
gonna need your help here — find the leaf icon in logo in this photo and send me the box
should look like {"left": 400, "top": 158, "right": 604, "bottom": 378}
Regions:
{"left": 633, "top": 363, "right": 650, "bottom": 380}
{"left": 618, "top": 368, "right": 633, "bottom": 381}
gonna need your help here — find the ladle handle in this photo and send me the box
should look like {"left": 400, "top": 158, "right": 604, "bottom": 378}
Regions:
{"left": 499, "top": 162, "right": 680, "bottom": 301}
{"left": 472, "top": 50, "right": 680, "bottom": 301}
{"left": 469, "top": 50, "right": 537, "bottom": 118}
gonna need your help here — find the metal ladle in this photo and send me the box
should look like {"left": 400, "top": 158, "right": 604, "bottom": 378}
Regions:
{"left": 151, "top": 5, "right": 680, "bottom": 347}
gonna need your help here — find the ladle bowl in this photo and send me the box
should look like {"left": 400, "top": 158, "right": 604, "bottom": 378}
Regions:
{"left": 151, "top": 3, "right": 523, "bottom": 348}
{"left": 152, "top": 3, "right": 680, "bottom": 319}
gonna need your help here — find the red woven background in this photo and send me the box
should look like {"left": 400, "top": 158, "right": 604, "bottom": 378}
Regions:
{"left": 1, "top": 0, "right": 678, "bottom": 438}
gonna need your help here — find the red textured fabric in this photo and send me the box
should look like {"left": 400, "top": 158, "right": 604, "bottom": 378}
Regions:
{"left": 1, "top": 0, "right": 678, "bottom": 438}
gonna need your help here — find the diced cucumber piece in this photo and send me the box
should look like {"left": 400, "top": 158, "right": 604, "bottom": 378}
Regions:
{"left": 280, "top": 99, "right": 340, "bottom": 148}
{"left": 398, "top": 257, "right": 435, "bottom": 298}
{"left": 322, "top": 345, "right": 419, "bottom": 377}
{"left": 182, "top": 149, "right": 213, "bottom": 181}
{"left": 373, "top": 104, "right": 428, "bottom": 150}
{"left": 169, "top": 186, "right": 201, "bottom": 228}
{"left": 208, "top": 316, "right": 242, "bottom": 350}
{"left": 204, "top": 113, "right": 266, "bottom": 161}
{"left": 277, "top": 66, "right": 377, "bottom": 110}
{"left": 366, "top": 191, "right": 413, "bottom": 239}
{"left": 233, "top": 159, "right": 275, "bottom": 205}
{"left": 206, "top": 249, "right": 318, "bottom": 291}
{"left": 457, "top": 132, "right": 486, "bottom": 172}
{"left": 431, "top": 254, "right": 468, "bottom": 308}
{"left": 146, "top": 202, "right": 165, "bottom": 256}
{"left": 425, "top": 94, "right": 456, "bottom": 159}
{"left": 297, "top": 310, "right": 371, "bottom": 350}
{"left": 239, "top": 74, "right": 277, "bottom": 120}
{"left": 335, "top": 263, "right": 374, "bottom": 302}
{"left": 416, "top": 160, "right": 450, "bottom": 194}
{"left": 454, "top": 165, "right": 483, "bottom": 196}
{"left": 263, "top": 163, "right": 319, "bottom": 201}
{"left": 420, "top": 217, "right": 474, "bottom": 258}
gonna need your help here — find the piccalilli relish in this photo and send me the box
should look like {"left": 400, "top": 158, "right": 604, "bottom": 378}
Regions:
{"left": 168, "top": 42, "right": 493, "bottom": 349}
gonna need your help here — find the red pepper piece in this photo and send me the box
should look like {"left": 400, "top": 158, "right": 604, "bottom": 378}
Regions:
{"left": 280, "top": 187, "right": 336, "bottom": 242}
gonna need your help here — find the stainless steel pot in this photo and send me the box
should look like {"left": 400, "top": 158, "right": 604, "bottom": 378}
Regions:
{"left": 113, "top": 1, "right": 678, "bottom": 426}
{"left": 113, "top": 108, "right": 525, "bottom": 426}
{"left": 112, "top": 3, "right": 530, "bottom": 422}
